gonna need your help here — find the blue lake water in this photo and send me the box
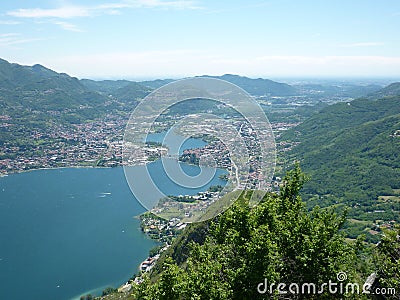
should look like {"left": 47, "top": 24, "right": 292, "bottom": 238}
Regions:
{"left": 146, "top": 130, "right": 208, "bottom": 155}
{"left": 0, "top": 135, "right": 226, "bottom": 300}
{"left": 0, "top": 167, "right": 154, "bottom": 300}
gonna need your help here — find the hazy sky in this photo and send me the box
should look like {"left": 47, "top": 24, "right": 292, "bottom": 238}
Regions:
{"left": 1, "top": 0, "right": 400, "bottom": 79}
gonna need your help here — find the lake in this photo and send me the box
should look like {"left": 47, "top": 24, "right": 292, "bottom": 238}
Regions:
{"left": 0, "top": 167, "right": 155, "bottom": 300}
{"left": 0, "top": 132, "right": 227, "bottom": 299}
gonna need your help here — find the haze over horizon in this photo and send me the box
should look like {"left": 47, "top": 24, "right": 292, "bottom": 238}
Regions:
{"left": 1, "top": 0, "right": 400, "bottom": 79}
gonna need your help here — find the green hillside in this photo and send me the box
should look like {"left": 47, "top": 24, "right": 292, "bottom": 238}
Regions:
{"left": 139, "top": 79, "right": 175, "bottom": 89}
{"left": 368, "top": 82, "right": 400, "bottom": 99}
{"left": 0, "top": 59, "right": 82, "bottom": 91}
{"left": 112, "top": 82, "right": 152, "bottom": 103}
{"left": 279, "top": 85, "right": 400, "bottom": 237}
{"left": 0, "top": 58, "right": 110, "bottom": 117}
{"left": 80, "top": 79, "right": 132, "bottom": 94}
{"left": 201, "top": 74, "right": 297, "bottom": 96}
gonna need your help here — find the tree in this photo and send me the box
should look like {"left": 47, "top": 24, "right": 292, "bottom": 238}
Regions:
{"left": 133, "top": 165, "right": 363, "bottom": 299}
{"left": 156, "top": 258, "right": 186, "bottom": 300}
{"left": 374, "top": 225, "right": 400, "bottom": 299}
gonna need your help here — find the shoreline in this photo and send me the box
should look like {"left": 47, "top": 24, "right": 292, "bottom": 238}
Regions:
{"left": 0, "top": 152, "right": 197, "bottom": 177}
{"left": 0, "top": 154, "right": 229, "bottom": 178}
{"left": 1, "top": 132, "right": 211, "bottom": 177}
{"left": 0, "top": 164, "right": 117, "bottom": 177}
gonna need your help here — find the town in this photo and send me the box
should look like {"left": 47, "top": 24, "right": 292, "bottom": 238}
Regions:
{"left": 0, "top": 113, "right": 127, "bottom": 175}
{"left": 0, "top": 107, "right": 299, "bottom": 176}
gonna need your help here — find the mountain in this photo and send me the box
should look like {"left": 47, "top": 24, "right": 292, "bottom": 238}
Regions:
{"left": 0, "top": 59, "right": 127, "bottom": 154}
{"left": 139, "top": 79, "right": 175, "bottom": 89}
{"left": 201, "top": 74, "right": 297, "bottom": 96}
{"left": 80, "top": 79, "right": 132, "bottom": 94}
{"left": 81, "top": 78, "right": 175, "bottom": 94}
{"left": 367, "top": 82, "right": 400, "bottom": 99}
{"left": 112, "top": 81, "right": 152, "bottom": 103}
{"left": 81, "top": 79, "right": 152, "bottom": 103}
{"left": 0, "top": 58, "right": 109, "bottom": 114}
{"left": 80, "top": 74, "right": 299, "bottom": 103}
{"left": 279, "top": 83, "right": 400, "bottom": 234}
{"left": 0, "top": 59, "right": 84, "bottom": 92}
{"left": 80, "top": 74, "right": 299, "bottom": 98}
{"left": 295, "top": 83, "right": 382, "bottom": 99}
{"left": 0, "top": 59, "right": 155, "bottom": 119}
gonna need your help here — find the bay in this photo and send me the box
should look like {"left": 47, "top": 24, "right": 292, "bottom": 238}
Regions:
{"left": 146, "top": 130, "right": 208, "bottom": 155}
{"left": 0, "top": 163, "right": 226, "bottom": 300}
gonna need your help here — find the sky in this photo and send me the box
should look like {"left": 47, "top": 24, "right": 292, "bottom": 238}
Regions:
{"left": 1, "top": 0, "right": 400, "bottom": 79}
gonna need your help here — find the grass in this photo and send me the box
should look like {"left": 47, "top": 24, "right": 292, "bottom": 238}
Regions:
{"left": 378, "top": 195, "right": 400, "bottom": 202}
{"left": 393, "top": 189, "right": 400, "bottom": 195}
{"left": 155, "top": 207, "right": 182, "bottom": 220}
{"left": 347, "top": 218, "right": 371, "bottom": 225}
{"left": 196, "top": 190, "right": 243, "bottom": 222}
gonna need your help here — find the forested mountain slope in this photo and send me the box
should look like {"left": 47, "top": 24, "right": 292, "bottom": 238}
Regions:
{"left": 279, "top": 84, "right": 400, "bottom": 228}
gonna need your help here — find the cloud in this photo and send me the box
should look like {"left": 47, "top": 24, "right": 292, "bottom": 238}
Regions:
{"left": 54, "top": 21, "right": 84, "bottom": 32}
{"left": 204, "top": 2, "right": 269, "bottom": 15}
{"left": 7, "top": 1, "right": 200, "bottom": 19}
{"left": 99, "top": 0, "right": 201, "bottom": 10}
{"left": 340, "top": 42, "right": 384, "bottom": 48}
{"left": 0, "top": 33, "right": 43, "bottom": 47}
{"left": 0, "top": 20, "right": 21, "bottom": 25}
{"left": 7, "top": 6, "right": 91, "bottom": 19}
{"left": 0, "top": 33, "right": 19, "bottom": 38}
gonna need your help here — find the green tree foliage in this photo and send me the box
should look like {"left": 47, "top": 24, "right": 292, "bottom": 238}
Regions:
{"left": 374, "top": 225, "right": 400, "bottom": 298}
{"left": 133, "top": 165, "right": 362, "bottom": 299}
